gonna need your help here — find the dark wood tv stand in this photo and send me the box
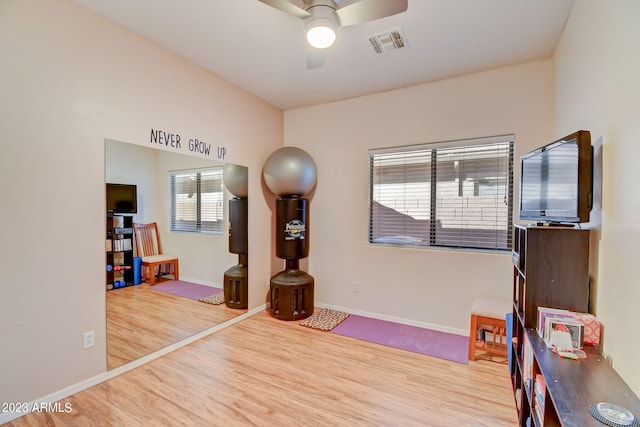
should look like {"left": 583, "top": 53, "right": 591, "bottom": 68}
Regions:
{"left": 510, "top": 225, "right": 640, "bottom": 426}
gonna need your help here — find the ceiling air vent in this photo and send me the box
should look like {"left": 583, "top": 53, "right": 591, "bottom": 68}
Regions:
{"left": 368, "top": 28, "right": 407, "bottom": 54}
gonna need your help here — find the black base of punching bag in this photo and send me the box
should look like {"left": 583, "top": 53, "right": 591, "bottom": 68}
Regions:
{"left": 224, "top": 253, "right": 247, "bottom": 309}
{"left": 269, "top": 259, "right": 314, "bottom": 321}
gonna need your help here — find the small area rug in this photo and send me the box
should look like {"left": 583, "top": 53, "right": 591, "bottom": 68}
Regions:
{"left": 199, "top": 292, "right": 225, "bottom": 305}
{"left": 300, "top": 308, "right": 350, "bottom": 331}
{"left": 149, "top": 280, "right": 222, "bottom": 301}
{"left": 330, "top": 314, "right": 468, "bottom": 364}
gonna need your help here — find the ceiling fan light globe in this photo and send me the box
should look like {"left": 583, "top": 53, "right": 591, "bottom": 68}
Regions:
{"left": 306, "top": 22, "right": 336, "bottom": 49}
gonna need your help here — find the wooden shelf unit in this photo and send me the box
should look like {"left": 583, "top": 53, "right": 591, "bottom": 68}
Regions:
{"left": 106, "top": 214, "right": 134, "bottom": 290}
{"left": 510, "top": 224, "right": 640, "bottom": 426}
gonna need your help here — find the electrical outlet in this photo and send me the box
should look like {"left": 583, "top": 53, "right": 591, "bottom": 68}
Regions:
{"left": 352, "top": 282, "right": 359, "bottom": 293}
{"left": 83, "top": 331, "right": 95, "bottom": 349}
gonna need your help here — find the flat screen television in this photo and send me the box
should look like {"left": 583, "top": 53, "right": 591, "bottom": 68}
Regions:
{"left": 519, "top": 130, "right": 593, "bottom": 224}
{"left": 106, "top": 183, "right": 137, "bottom": 214}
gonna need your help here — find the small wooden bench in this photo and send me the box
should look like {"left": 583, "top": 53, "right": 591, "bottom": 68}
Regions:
{"left": 468, "top": 296, "right": 511, "bottom": 362}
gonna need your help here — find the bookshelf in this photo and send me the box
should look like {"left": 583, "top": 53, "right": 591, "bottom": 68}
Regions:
{"left": 106, "top": 214, "right": 134, "bottom": 290}
{"left": 510, "top": 225, "right": 640, "bottom": 426}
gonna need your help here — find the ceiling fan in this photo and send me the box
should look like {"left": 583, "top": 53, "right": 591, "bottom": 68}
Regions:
{"left": 258, "top": 0, "right": 408, "bottom": 69}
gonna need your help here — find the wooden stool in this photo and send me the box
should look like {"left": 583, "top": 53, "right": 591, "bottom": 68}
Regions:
{"left": 468, "top": 296, "right": 511, "bottom": 361}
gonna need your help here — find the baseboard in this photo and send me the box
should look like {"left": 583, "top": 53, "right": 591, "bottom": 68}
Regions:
{"left": 315, "top": 302, "right": 468, "bottom": 337}
{"left": 0, "top": 304, "right": 266, "bottom": 425}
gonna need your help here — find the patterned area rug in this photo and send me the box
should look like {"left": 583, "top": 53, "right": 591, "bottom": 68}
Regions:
{"left": 300, "top": 308, "right": 350, "bottom": 331}
{"left": 199, "top": 292, "right": 225, "bottom": 305}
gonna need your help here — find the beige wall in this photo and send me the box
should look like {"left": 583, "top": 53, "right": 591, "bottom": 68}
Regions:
{"left": 554, "top": 0, "right": 640, "bottom": 395}
{"left": 284, "top": 60, "right": 554, "bottom": 333}
{"left": 0, "top": 0, "right": 282, "bottom": 404}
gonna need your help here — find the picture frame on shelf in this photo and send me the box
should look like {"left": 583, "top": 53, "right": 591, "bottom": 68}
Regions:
{"left": 545, "top": 318, "right": 584, "bottom": 349}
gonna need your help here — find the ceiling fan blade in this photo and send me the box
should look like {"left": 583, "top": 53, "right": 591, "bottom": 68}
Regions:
{"left": 257, "top": 0, "right": 311, "bottom": 19}
{"left": 336, "top": 0, "right": 408, "bottom": 26}
{"left": 307, "top": 49, "right": 325, "bottom": 69}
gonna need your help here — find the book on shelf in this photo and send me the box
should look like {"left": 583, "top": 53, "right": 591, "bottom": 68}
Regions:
{"left": 522, "top": 333, "right": 534, "bottom": 393}
{"left": 533, "top": 402, "right": 544, "bottom": 427}
{"left": 533, "top": 375, "right": 546, "bottom": 426}
{"left": 533, "top": 373, "right": 547, "bottom": 425}
{"left": 534, "top": 374, "right": 546, "bottom": 413}
{"left": 537, "top": 307, "right": 574, "bottom": 337}
{"left": 537, "top": 306, "right": 588, "bottom": 349}
{"left": 111, "top": 238, "right": 132, "bottom": 252}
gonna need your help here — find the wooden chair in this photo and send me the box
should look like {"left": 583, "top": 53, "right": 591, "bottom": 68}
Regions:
{"left": 133, "top": 222, "right": 179, "bottom": 285}
{"left": 468, "top": 296, "right": 511, "bottom": 362}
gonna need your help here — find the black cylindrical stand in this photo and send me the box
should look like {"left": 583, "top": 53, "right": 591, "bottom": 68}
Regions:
{"left": 228, "top": 198, "right": 248, "bottom": 254}
{"left": 224, "top": 197, "right": 248, "bottom": 309}
{"left": 276, "top": 197, "right": 309, "bottom": 259}
{"left": 269, "top": 197, "right": 314, "bottom": 320}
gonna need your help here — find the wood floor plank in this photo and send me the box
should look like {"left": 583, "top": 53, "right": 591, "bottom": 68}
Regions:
{"left": 106, "top": 282, "right": 242, "bottom": 369}
{"left": 9, "top": 310, "right": 518, "bottom": 426}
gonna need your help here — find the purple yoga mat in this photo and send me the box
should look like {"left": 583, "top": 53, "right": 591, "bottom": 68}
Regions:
{"left": 331, "top": 314, "right": 468, "bottom": 364}
{"left": 149, "top": 280, "right": 222, "bottom": 300}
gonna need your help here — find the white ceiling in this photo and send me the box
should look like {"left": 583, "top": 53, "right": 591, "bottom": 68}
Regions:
{"left": 71, "top": 0, "right": 574, "bottom": 110}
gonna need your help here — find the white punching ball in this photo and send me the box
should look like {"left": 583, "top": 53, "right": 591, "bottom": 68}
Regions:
{"left": 223, "top": 163, "right": 248, "bottom": 198}
{"left": 263, "top": 147, "right": 317, "bottom": 197}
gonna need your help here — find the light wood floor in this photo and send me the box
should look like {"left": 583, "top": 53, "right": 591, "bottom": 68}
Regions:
{"left": 10, "top": 310, "right": 518, "bottom": 426}
{"left": 107, "top": 282, "right": 243, "bottom": 369}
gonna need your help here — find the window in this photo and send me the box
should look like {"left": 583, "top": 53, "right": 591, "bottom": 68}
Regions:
{"left": 369, "top": 135, "right": 514, "bottom": 251}
{"left": 169, "top": 166, "right": 224, "bottom": 234}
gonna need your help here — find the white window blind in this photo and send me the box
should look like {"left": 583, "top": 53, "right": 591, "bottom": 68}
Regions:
{"left": 169, "top": 166, "right": 224, "bottom": 234}
{"left": 369, "top": 136, "right": 514, "bottom": 251}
